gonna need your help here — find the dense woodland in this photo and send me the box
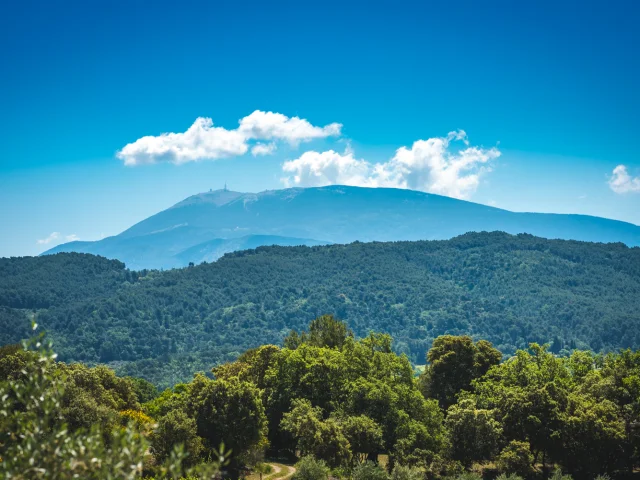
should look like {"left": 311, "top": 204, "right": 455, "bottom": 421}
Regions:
{"left": 1, "top": 231, "right": 640, "bottom": 387}
{"left": 3, "top": 316, "right": 640, "bottom": 479}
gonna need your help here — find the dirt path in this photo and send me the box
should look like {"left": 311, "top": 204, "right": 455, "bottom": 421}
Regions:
{"left": 280, "top": 464, "right": 296, "bottom": 479}
{"left": 267, "top": 464, "right": 282, "bottom": 476}
{"left": 262, "top": 463, "right": 295, "bottom": 479}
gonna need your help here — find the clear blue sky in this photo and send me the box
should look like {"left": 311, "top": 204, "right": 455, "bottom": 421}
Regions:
{"left": 1, "top": 0, "right": 639, "bottom": 257}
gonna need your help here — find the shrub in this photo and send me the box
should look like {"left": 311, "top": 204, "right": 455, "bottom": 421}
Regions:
{"left": 0, "top": 330, "right": 150, "bottom": 479}
{"left": 496, "top": 475, "right": 524, "bottom": 480}
{"left": 496, "top": 440, "right": 534, "bottom": 477}
{"left": 391, "top": 464, "right": 424, "bottom": 480}
{"left": 455, "top": 473, "right": 483, "bottom": 480}
{"left": 293, "top": 456, "right": 330, "bottom": 480}
{"left": 550, "top": 469, "right": 573, "bottom": 480}
{"left": 0, "top": 325, "right": 220, "bottom": 479}
{"left": 353, "top": 461, "right": 390, "bottom": 480}
{"left": 119, "top": 409, "right": 154, "bottom": 432}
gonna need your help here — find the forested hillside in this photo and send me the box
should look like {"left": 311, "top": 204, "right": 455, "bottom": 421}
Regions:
{"left": 3, "top": 232, "right": 640, "bottom": 386}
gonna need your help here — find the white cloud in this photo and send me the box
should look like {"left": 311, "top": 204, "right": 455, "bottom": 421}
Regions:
{"left": 117, "top": 111, "right": 341, "bottom": 166}
{"left": 281, "top": 130, "right": 500, "bottom": 199}
{"left": 117, "top": 117, "right": 248, "bottom": 166}
{"left": 37, "top": 232, "right": 81, "bottom": 247}
{"left": 239, "top": 110, "right": 341, "bottom": 145}
{"left": 251, "top": 142, "right": 277, "bottom": 156}
{"left": 37, "top": 232, "right": 60, "bottom": 245}
{"left": 282, "top": 150, "right": 372, "bottom": 188}
{"left": 609, "top": 165, "right": 640, "bottom": 194}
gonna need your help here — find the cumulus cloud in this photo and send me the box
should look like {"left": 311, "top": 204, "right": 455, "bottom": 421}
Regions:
{"left": 281, "top": 130, "right": 500, "bottom": 199}
{"left": 282, "top": 150, "right": 372, "bottom": 188}
{"left": 251, "top": 142, "right": 277, "bottom": 156}
{"left": 37, "top": 232, "right": 60, "bottom": 245}
{"left": 239, "top": 111, "right": 342, "bottom": 145}
{"left": 609, "top": 165, "right": 640, "bottom": 194}
{"left": 65, "top": 234, "right": 80, "bottom": 242}
{"left": 117, "top": 111, "right": 341, "bottom": 166}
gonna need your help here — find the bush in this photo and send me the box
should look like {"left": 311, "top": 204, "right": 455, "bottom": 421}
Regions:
{"left": 353, "top": 461, "right": 390, "bottom": 480}
{"left": 550, "top": 469, "right": 573, "bottom": 480}
{"left": 0, "top": 326, "right": 220, "bottom": 480}
{"left": 293, "top": 456, "right": 330, "bottom": 480}
{"left": 391, "top": 464, "right": 424, "bottom": 480}
{"left": 496, "top": 475, "right": 524, "bottom": 480}
{"left": 455, "top": 473, "right": 483, "bottom": 480}
{"left": 0, "top": 331, "right": 150, "bottom": 479}
{"left": 496, "top": 440, "right": 534, "bottom": 477}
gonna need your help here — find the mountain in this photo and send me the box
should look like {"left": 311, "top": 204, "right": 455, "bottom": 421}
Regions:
{"left": 9, "top": 232, "right": 640, "bottom": 387}
{"left": 43, "top": 186, "right": 640, "bottom": 269}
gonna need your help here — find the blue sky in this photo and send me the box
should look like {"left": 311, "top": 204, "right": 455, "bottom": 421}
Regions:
{"left": 1, "top": 0, "right": 639, "bottom": 257}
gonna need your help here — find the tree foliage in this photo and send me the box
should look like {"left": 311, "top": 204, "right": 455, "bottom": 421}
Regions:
{"left": 2, "top": 232, "right": 640, "bottom": 386}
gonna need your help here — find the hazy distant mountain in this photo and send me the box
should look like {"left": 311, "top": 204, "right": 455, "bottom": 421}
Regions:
{"left": 43, "top": 186, "right": 640, "bottom": 269}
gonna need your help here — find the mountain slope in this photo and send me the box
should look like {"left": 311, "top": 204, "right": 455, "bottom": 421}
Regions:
{"left": 9, "top": 232, "right": 640, "bottom": 387}
{"left": 44, "top": 186, "right": 640, "bottom": 269}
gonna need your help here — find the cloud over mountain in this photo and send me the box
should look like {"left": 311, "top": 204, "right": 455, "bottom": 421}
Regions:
{"left": 117, "top": 111, "right": 342, "bottom": 166}
{"left": 282, "top": 130, "right": 501, "bottom": 199}
{"left": 37, "top": 232, "right": 60, "bottom": 245}
{"left": 117, "top": 111, "right": 499, "bottom": 200}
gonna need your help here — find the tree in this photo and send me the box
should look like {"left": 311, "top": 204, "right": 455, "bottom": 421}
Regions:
{"left": 281, "top": 399, "right": 352, "bottom": 468}
{"left": 341, "top": 415, "right": 384, "bottom": 463}
{"left": 444, "top": 397, "right": 502, "bottom": 468}
{"left": 56, "top": 363, "right": 140, "bottom": 435}
{"left": 420, "top": 335, "right": 501, "bottom": 409}
{"left": 126, "top": 376, "right": 159, "bottom": 403}
{"left": 150, "top": 409, "right": 203, "bottom": 466}
{"left": 472, "top": 344, "right": 569, "bottom": 467}
{"left": 393, "top": 416, "right": 441, "bottom": 468}
{"left": 558, "top": 393, "right": 625, "bottom": 477}
{"left": 187, "top": 374, "right": 268, "bottom": 477}
{"left": 285, "top": 315, "right": 354, "bottom": 350}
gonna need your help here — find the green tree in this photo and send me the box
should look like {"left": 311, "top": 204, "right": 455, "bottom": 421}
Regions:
{"left": 420, "top": 335, "right": 501, "bottom": 409}
{"left": 187, "top": 374, "right": 268, "bottom": 477}
{"left": 444, "top": 397, "right": 502, "bottom": 468}
{"left": 57, "top": 363, "right": 140, "bottom": 435}
{"left": 558, "top": 393, "right": 625, "bottom": 477}
{"left": 472, "top": 344, "right": 569, "bottom": 468}
{"left": 127, "top": 376, "right": 159, "bottom": 403}
{"left": 285, "top": 315, "right": 354, "bottom": 350}
{"left": 150, "top": 409, "right": 203, "bottom": 467}
{"left": 341, "top": 414, "right": 384, "bottom": 463}
{"left": 281, "top": 399, "right": 352, "bottom": 467}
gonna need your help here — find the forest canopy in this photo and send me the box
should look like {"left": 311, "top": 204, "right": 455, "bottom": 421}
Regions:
{"left": 1, "top": 231, "right": 639, "bottom": 386}
{"left": 3, "top": 317, "right": 640, "bottom": 479}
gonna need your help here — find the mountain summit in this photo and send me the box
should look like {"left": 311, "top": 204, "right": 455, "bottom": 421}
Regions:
{"left": 43, "top": 186, "right": 640, "bottom": 269}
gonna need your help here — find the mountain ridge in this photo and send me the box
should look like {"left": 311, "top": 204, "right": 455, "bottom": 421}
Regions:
{"left": 42, "top": 185, "right": 640, "bottom": 269}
